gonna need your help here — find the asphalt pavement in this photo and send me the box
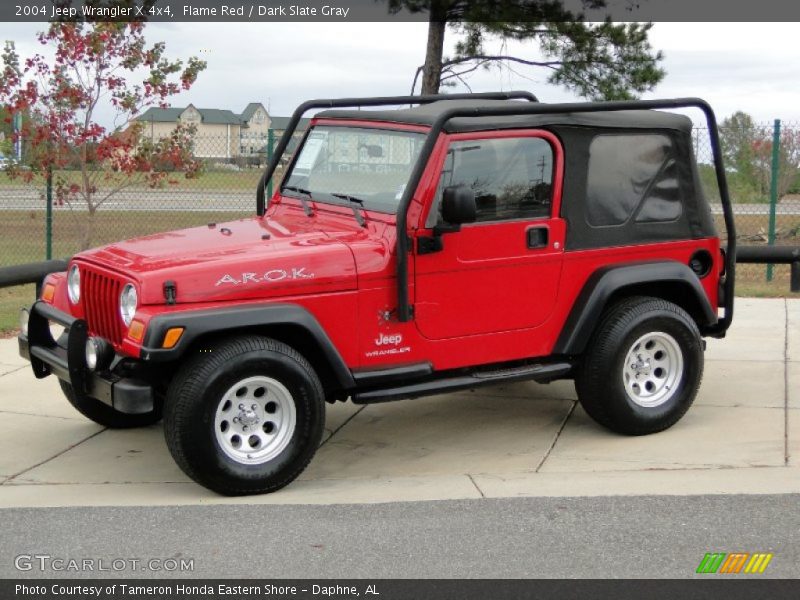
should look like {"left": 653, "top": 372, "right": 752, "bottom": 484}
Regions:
{"left": 2, "top": 494, "right": 798, "bottom": 579}
{"left": 1, "top": 187, "right": 799, "bottom": 215}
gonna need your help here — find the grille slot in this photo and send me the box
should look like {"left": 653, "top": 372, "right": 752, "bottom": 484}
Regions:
{"left": 81, "top": 268, "right": 123, "bottom": 345}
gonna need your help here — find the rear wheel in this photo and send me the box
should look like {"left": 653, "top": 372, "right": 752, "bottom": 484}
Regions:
{"left": 164, "top": 335, "right": 325, "bottom": 496}
{"left": 575, "top": 296, "right": 704, "bottom": 435}
{"left": 59, "top": 379, "right": 162, "bottom": 429}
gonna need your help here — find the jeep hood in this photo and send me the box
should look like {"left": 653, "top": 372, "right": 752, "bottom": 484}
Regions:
{"left": 76, "top": 214, "right": 362, "bottom": 305}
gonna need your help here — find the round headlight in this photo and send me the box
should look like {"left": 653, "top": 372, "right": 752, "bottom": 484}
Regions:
{"left": 119, "top": 284, "right": 138, "bottom": 326}
{"left": 67, "top": 264, "right": 80, "bottom": 304}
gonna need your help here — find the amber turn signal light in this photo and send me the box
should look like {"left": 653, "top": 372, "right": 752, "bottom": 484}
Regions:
{"left": 127, "top": 320, "right": 145, "bottom": 342}
{"left": 162, "top": 327, "right": 184, "bottom": 349}
{"left": 41, "top": 283, "right": 55, "bottom": 303}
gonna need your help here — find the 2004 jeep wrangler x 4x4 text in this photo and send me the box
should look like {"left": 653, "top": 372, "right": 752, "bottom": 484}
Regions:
{"left": 18, "top": 92, "right": 736, "bottom": 495}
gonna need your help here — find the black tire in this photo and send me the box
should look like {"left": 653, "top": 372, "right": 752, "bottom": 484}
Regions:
{"left": 163, "top": 335, "right": 325, "bottom": 496}
{"left": 574, "top": 296, "right": 704, "bottom": 435}
{"left": 59, "top": 379, "right": 162, "bottom": 429}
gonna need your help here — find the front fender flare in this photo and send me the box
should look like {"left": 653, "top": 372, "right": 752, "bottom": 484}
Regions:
{"left": 139, "top": 303, "right": 354, "bottom": 390}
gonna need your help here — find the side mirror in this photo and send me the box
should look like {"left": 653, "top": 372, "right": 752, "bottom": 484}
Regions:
{"left": 441, "top": 185, "right": 477, "bottom": 226}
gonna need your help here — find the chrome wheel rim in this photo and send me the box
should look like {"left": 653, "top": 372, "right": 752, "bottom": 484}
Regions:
{"left": 622, "top": 331, "right": 683, "bottom": 408}
{"left": 214, "top": 376, "right": 296, "bottom": 465}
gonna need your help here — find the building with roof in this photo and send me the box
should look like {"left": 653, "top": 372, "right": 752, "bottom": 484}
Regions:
{"left": 135, "top": 103, "right": 309, "bottom": 160}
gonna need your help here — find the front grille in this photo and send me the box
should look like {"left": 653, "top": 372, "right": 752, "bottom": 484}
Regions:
{"left": 81, "top": 267, "right": 124, "bottom": 346}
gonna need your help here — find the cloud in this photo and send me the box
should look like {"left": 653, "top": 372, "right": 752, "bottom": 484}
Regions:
{"left": 1, "top": 21, "right": 798, "bottom": 126}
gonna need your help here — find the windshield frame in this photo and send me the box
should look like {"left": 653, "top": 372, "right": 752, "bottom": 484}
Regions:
{"left": 279, "top": 120, "right": 430, "bottom": 216}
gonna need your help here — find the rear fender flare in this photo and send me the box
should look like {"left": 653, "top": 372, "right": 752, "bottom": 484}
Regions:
{"left": 553, "top": 261, "right": 716, "bottom": 356}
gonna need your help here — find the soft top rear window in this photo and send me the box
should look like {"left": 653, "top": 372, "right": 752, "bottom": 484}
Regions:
{"left": 586, "top": 134, "right": 682, "bottom": 227}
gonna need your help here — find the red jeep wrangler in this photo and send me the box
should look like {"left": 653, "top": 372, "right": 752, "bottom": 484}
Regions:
{"left": 18, "top": 92, "right": 736, "bottom": 495}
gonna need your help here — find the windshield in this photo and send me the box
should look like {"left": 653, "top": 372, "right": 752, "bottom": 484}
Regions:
{"left": 282, "top": 125, "right": 426, "bottom": 213}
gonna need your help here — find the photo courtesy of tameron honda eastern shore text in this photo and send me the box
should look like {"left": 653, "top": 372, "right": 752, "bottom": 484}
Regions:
{"left": 17, "top": 92, "right": 737, "bottom": 496}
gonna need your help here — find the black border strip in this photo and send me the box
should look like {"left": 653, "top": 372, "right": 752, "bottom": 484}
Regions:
{"left": 2, "top": 578, "right": 799, "bottom": 600}
{"left": 6, "top": 1, "right": 800, "bottom": 22}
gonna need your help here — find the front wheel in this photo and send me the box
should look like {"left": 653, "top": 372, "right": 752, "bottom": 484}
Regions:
{"left": 575, "top": 296, "right": 704, "bottom": 435}
{"left": 164, "top": 335, "right": 325, "bottom": 495}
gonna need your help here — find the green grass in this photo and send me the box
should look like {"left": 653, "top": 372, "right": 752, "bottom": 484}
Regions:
{"left": 735, "top": 263, "right": 800, "bottom": 297}
{"left": 0, "top": 285, "right": 34, "bottom": 335}
{"left": 0, "top": 209, "right": 247, "bottom": 267}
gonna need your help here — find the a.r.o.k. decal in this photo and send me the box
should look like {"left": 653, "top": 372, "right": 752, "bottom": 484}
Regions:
{"left": 215, "top": 268, "right": 314, "bottom": 286}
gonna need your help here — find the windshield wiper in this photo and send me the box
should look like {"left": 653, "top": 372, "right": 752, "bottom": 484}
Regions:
{"left": 331, "top": 193, "right": 367, "bottom": 228}
{"left": 281, "top": 185, "right": 314, "bottom": 217}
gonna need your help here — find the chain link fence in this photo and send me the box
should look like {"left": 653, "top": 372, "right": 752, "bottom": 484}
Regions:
{"left": 694, "top": 120, "right": 800, "bottom": 292}
{"left": 1, "top": 122, "right": 798, "bottom": 286}
{"left": 0, "top": 129, "right": 308, "bottom": 269}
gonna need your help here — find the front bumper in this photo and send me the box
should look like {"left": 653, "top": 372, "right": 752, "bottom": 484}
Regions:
{"left": 18, "top": 301, "right": 154, "bottom": 415}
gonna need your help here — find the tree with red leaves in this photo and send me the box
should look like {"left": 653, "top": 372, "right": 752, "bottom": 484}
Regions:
{"left": 721, "top": 111, "right": 800, "bottom": 203}
{"left": 0, "top": 21, "right": 206, "bottom": 248}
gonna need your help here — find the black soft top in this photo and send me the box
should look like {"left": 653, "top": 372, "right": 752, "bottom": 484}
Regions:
{"left": 316, "top": 99, "right": 693, "bottom": 134}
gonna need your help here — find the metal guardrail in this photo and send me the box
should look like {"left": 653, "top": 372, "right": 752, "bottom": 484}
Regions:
{"left": 737, "top": 246, "right": 800, "bottom": 292}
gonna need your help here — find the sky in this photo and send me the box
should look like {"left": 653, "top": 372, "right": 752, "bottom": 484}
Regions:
{"left": 0, "top": 21, "right": 798, "bottom": 126}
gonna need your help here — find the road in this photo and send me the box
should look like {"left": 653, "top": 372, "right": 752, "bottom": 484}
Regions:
{"left": 0, "top": 188, "right": 254, "bottom": 212}
{"left": 1, "top": 494, "right": 797, "bottom": 579}
{"left": 1, "top": 187, "right": 800, "bottom": 215}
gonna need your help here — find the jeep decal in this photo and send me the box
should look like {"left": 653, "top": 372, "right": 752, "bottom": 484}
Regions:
{"left": 215, "top": 268, "right": 314, "bottom": 286}
{"left": 374, "top": 333, "right": 403, "bottom": 346}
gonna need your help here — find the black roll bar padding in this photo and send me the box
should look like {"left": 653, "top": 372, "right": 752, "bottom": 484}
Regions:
{"left": 394, "top": 97, "right": 737, "bottom": 336}
{"left": 254, "top": 91, "right": 538, "bottom": 216}
{"left": 0, "top": 259, "right": 69, "bottom": 293}
{"left": 737, "top": 246, "right": 800, "bottom": 293}
{"left": 736, "top": 245, "right": 800, "bottom": 263}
